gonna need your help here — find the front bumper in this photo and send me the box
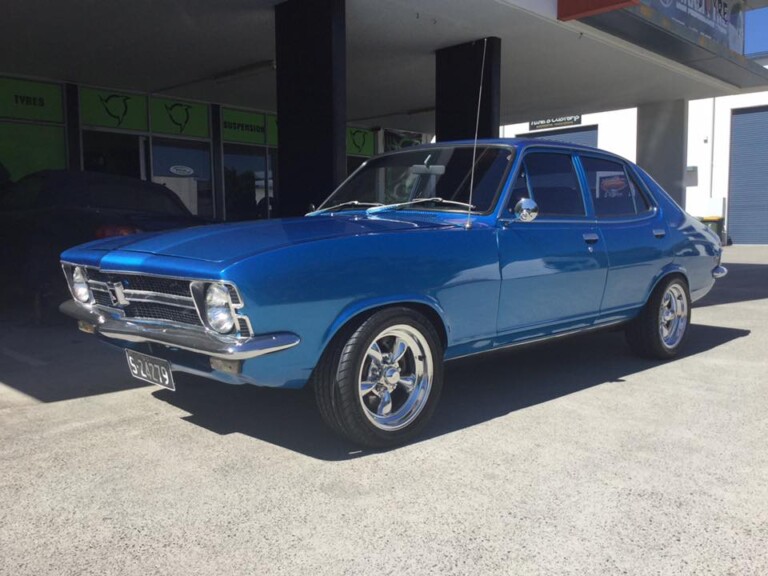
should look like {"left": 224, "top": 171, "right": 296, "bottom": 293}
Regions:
{"left": 60, "top": 300, "right": 300, "bottom": 360}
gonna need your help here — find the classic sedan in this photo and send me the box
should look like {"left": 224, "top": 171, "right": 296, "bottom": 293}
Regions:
{"left": 60, "top": 140, "right": 727, "bottom": 447}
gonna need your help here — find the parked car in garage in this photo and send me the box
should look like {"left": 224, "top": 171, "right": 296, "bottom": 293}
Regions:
{"left": 59, "top": 140, "right": 726, "bottom": 447}
{"left": 0, "top": 170, "right": 204, "bottom": 320}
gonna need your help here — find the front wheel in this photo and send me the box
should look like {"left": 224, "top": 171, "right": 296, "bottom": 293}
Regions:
{"left": 313, "top": 307, "right": 444, "bottom": 448}
{"left": 626, "top": 276, "right": 691, "bottom": 359}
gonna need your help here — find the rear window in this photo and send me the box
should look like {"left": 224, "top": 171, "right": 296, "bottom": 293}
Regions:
{"left": 580, "top": 156, "right": 651, "bottom": 218}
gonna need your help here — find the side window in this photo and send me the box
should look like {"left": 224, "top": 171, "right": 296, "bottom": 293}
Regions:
{"left": 581, "top": 156, "right": 651, "bottom": 218}
{"left": 518, "top": 153, "right": 586, "bottom": 217}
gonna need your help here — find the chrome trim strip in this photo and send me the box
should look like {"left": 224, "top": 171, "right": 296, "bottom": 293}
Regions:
{"left": 60, "top": 300, "right": 297, "bottom": 361}
{"left": 712, "top": 265, "right": 728, "bottom": 279}
{"left": 122, "top": 291, "right": 196, "bottom": 308}
{"left": 446, "top": 320, "right": 627, "bottom": 362}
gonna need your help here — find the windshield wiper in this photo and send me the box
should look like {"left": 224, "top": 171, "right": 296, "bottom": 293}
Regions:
{"left": 366, "top": 197, "right": 475, "bottom": 214}
{"left": 306, "top": 200, "right": 384, "bottom": 216}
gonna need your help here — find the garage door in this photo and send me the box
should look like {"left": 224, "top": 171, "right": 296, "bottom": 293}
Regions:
{"left": 729, "top": 107, "right": 768, "bottom": 245}
{"left": 523, "top": 126, "right": 598, "bottom": 148}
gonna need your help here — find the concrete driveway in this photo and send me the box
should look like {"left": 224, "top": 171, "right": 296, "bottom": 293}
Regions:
{"left": 1, "top": 246, "right": 766, "bottom": 576}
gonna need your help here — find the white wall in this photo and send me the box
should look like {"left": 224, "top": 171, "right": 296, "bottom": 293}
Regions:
{"left": 501, "top": 108, "right": 638, "bottom": 161}
{"left": 686, "top": 92, "right": 768, "bottom": 217}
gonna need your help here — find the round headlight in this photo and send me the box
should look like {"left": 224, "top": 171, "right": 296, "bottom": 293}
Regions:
{"left": 72, "top": 267, "right": 91, "bottom": 303}
{"left": 205, "top": 283, "right": 235, "bottom": 334}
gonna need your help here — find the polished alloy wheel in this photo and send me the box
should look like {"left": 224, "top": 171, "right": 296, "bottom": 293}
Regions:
{"left": 357, "top": 324, "right": 433, "bottom": 431}
{"left": 658, "top": 283, "right": 688, "bottom": 349}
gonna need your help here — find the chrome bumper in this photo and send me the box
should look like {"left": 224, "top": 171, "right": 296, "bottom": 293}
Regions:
{"left": 60, "top": 300, "right": 300, "bottom": 360}
{"left": 713, "top": 265, "right": 728, "bottom": 279}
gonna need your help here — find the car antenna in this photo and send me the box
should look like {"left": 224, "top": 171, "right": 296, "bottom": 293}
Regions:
{"left": 465, "top": 37, "right": 488, "bottom": 231}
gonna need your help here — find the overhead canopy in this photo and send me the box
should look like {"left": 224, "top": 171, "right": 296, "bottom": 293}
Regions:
{"left": 0, "top": 0, "right": 765, "bottom": 134}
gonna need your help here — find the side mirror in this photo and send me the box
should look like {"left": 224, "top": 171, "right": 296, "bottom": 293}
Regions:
{"left": 513, "top": 198, "right": 539, "bottom": 223}
{"left": 307, "top": 203, "right": 317, "bottom": 213}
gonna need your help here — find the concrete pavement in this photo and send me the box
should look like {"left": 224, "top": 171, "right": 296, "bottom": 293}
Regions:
{"left": 1, "top": 246, "right": 766, "bottom": 575}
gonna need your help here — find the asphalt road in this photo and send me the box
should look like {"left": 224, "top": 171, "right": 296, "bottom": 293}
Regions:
{"left": 1, "top": 246, "right": 766, "bottom": 576}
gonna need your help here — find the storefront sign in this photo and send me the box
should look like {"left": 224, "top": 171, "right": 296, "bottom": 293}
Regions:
{"left": 0, "top": 78, "right": 63, "bottom": 123}
{"left": 347, "top": 127, "right": 375, "bottom": 157}
{"left": 150, "top": 97, "right": 209, "bottom": 138}
{"left": 80, "top": 87, "right": 148, "bottom": 131}
{"left": 559, "top": 0, "right": 639, "bottom": 20}
{"left": 222, "top": 108, "right": 266, "bottom": 145}
{"left": 529, "top": 115, "right": 582, "bottom": 131}
{"left": 266, "top": 114, "right": 278, "bottom": 147}
{"left": 640, "top": 0, "right": 745, "bottom": 53}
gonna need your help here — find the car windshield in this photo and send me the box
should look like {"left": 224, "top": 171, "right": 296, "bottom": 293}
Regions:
{"left": 318, "top": 145, "right": 515, "bottom": 214}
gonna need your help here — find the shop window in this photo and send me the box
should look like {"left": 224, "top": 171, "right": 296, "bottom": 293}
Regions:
{"left": 224, "top": 143, "right": 274, "bottom": 221}
{"left": 151, "top": 138, "right": 213, "bottom": 218}
{"left": 0, "top": 122, "right": 66, "bottom": 188}
{"left": 83, "top": 130, "right": 145, "bottom": 179}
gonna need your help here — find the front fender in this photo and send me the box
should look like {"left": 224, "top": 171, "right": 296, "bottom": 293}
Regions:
{"left": 322, "top": 294, "right": 450, "bottom": 351}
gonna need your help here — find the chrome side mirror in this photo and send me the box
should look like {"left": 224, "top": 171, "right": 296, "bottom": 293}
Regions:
{"left": 513, "top": 198, "right": 539, "bottom": 223}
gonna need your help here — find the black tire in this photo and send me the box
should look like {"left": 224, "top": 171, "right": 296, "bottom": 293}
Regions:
{"left": 312, "top": 307, "right": 444, "bottom": 448}
{"left": 626, "top": 275, "right": 691, "bottom": 359}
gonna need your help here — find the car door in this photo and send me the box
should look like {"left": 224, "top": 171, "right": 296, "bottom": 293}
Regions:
{"left": 496, "top": 150, "right": 609, "bottom": 340}
{"left": 576, "top": 154, "right": 672, "bottom": 318}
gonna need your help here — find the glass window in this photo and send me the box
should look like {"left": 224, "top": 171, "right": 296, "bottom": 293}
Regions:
{"left": 581, "top": 156, "right": 651, "bottom": 218}
{"left": 83, "top": 131, "right": 142, "bottom": 179}
{"left": 516, "top": 152, "right": 585, "bottom": 217}
{"left": 224, "top": 144, "right": 274, "bottom": 221}
{"left": 321, "top": 146, "right": 513, "bottom": 213}
{"left": 151, "top": 137, "right": 213, "bottom": 218}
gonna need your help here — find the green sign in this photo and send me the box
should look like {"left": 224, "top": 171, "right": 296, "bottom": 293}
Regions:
{"left": 0, "top": 78, "right": 63, "bottom": 123}
{"left": 0, "top": 122, "right": 66, "bottom": 181}
{"left": 80, "top": 88, "right": 148, "bottom": 131}
{"left": 266, "top": 114, "right": 278, "bottom": 147}
{"left": 150, "top": 97, "right": 209, "bottom": 138}
{"left": 347, "top": 127, "right": 375, "bottom": 157}
{"left": 222, "top": 108, "right": 266, "bottom": 145}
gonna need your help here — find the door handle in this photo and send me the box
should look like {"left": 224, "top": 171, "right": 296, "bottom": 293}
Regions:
{"left": 653, "top": 228, "right": 666, "bottom": 238}
{"left": 583, "top": 233, "right": 599, "bottom": 244}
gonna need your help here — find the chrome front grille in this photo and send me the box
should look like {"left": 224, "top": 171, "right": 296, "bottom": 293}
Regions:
{"left": 87, "top": 270, "right": 191, "bottom": 297}
{"left": 77, "top": 268, "right": 252, "bottom": 338}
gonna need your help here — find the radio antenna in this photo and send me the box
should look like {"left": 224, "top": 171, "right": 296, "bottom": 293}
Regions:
{"left": 465, "top": 37, "right": 488, "bottom": 230}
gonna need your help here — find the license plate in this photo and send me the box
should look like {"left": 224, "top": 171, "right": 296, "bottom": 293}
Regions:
{"left": 125, "top": 350, "right": 175, "bottom": 391}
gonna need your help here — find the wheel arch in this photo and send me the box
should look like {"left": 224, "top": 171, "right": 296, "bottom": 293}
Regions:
{"left": 322, "top": 296, "right": 450, "bottom": 354}
{"left": 645, "top": 264, "right": 690, "bottom": 305}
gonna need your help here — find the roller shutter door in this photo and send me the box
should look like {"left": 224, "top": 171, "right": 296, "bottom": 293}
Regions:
{"left": 729, "top": 107, "right": 768, "bottom": 245}
{"left": 526, "top": 127, "right": 598, "bottom": 148}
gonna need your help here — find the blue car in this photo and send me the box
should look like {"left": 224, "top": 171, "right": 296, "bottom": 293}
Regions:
{"left": 60, "top": 140, "right": 727, "bottom": 447}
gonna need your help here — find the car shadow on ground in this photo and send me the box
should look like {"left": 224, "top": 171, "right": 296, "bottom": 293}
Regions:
{"left": 0, "top": 306, "right": 149, "bottom": 403}
{"left": 152, "top": 322, "right": 749, "bottom": 461}
{"left": 695, "top": 263, "right": 768, "bottom": 308}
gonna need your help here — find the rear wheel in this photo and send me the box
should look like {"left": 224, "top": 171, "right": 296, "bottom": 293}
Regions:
{"left": 313, "top": 307, "right": 443, "bottom": 448}
{"left": 626, "top": 276, "right": 691, "bottom": 359}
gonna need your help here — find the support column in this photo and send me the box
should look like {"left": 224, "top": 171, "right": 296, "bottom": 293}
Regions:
{"left": 636, "top": 100, "right": 688, "bottom": 206}
{"left": 65, "top": 84, "right": 81, "bottom": 171}
{"left": 275, "top": 0, "right": 346, "bottom": 217}
{"left": 435, "top": 37, "right": 501, "bottom": 142}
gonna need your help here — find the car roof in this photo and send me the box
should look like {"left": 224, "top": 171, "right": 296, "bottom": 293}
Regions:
{"left": 382, "top": 138, "right": 635, "bottom": 166}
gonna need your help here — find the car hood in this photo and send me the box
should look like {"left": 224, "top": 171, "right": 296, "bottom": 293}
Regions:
{"left": 83, "top": 215, "right": 453, "bottom": 263}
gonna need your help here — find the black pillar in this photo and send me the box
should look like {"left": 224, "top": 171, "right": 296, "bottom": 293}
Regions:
{"left": 435, "top": 37, "right": 501, "bottom": 142}
{"left": 65, "top": 83, "right": 81, "bottom": 171}
{"left": 275, "top": 0, "right": 346, "bottom": 217}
